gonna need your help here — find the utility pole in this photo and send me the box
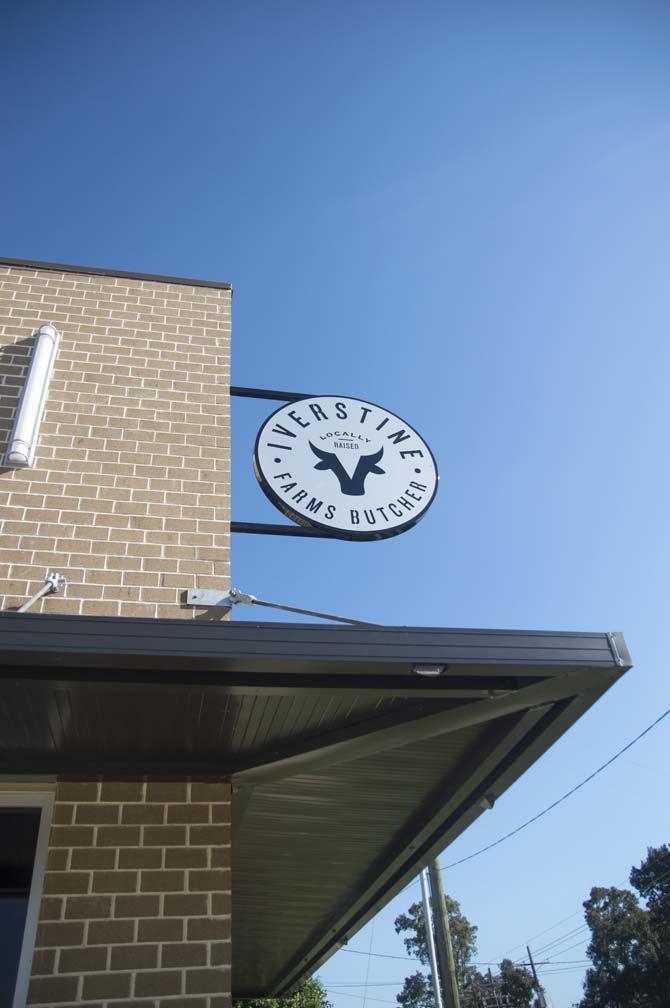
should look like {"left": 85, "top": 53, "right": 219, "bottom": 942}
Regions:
{"left": 428, "top": 859, "right": 461, "bottom": 1008}
{"left": 420, "top": 868, "right": 444, "bottom": 1008}
{"left": 486, "top": 969, "right": 501, "bottom": 1008}
{"left": 526, "top": 946, "right": 547, "bottom": 1008}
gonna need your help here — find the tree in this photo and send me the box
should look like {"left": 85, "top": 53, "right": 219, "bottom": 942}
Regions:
{"left": 394, "top": 896, "right": 478, "bottom": 984}
{"left": 578, "top": 844, "right": 670, "bottom": 1007}
{"left": 498, "top": 959, "right": 537, "bottom": 1006}
{"left": 630, "top": 843, "right": 670, "bottom": 1003}
{"left": 234, "top": 977, "right": 332, "bottom": 1008}
{"left": 394, "top": 897, "right": 537, "bottom": 1007}
{"left": 396, "top": 970, "right": 435, "bottom": 1008}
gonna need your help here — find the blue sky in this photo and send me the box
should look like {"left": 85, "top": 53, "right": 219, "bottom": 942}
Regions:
{"left": 3, "top": 2, "right": 670, "bottom": 1004}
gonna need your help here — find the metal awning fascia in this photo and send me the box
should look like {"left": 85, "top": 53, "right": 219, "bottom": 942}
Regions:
{"left": 0, "top": 612, "right": 630, "bottom": 674}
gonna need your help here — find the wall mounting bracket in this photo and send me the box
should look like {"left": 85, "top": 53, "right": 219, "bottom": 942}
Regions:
{"left": 16, "top": 572, "right": 67, "bottom": 613}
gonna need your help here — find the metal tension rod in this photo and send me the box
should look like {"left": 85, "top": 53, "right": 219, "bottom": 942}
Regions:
{"left": 186, "top": 587, "right": 380, "bottom": 627}
{"left": 230, "top": 385, "right": 313, "bottom": 402}
{"left": 249, "top": 596, "right": 379, "bottom": 627}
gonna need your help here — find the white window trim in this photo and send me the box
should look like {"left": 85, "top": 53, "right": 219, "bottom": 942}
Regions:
{"left": 0, "top": 791, "right": 54, "bottom": 1008}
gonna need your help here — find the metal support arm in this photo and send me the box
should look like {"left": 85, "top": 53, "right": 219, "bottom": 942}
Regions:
{"left": 231, "top": 668, "right": 615, "bottom": 786}
{"left": 185, "top": 586, "right": 379, "bottom": 627}
{"left": 16, "top": 572, "right": 66, "bottom": 613}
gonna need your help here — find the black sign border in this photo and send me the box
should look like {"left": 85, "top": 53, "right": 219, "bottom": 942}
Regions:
{"left": 252, "top": 394, "right": 440, "bottom": 542}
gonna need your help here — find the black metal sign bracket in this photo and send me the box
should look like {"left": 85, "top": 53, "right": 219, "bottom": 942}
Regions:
{"left": 231, "top": 385, "right": 312, "bottom": 403}
{"left": 231, "top": 384, "right": 339, "bottom": 539}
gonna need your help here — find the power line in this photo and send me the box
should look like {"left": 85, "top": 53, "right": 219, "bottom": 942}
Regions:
{"left": 326, "top": 969, "right": 596, "bottom": 987}
{"left": 339, "top": 948, "right": 535, "bottom": 967}
{"left": 398, "top": 706, "right": 669, "bottom": 901}
{"left": 340, "top": 949, "right": 420, "bottom": 963}
{"left": 545, "top": 937, "right": 591, "bottom": 958}
{"left": 499, "top": 910, "right": 583, "bottom": 958}
{"left": 328, "top": 984, "right": 415, "bottom": 988}
{"left": 433, "top": 706, "right": 670, "bottom": 877}
{"left": 325, "top": 989, "right": 397, "bottom": 1006}
{"left": 499, "top": 859, "right": 670, "bottom": 967}
{"left": 531, "top": 923, "right": 584, "bottom": 951}
{"left": 361, "top": 919, "right": 376, "bottom": 1008}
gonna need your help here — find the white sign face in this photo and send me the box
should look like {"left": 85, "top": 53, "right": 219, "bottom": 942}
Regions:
{"left": 254, "top": 395, "right": 439, "bottom": 540}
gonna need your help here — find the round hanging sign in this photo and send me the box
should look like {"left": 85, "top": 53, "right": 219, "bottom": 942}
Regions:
{"left": 253, "top": 395, "right": 438, "bottom": 540}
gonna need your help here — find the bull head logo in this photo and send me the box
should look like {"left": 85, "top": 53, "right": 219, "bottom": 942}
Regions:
{"left": 309, "top": 442, "right": 385, "bottom": 496}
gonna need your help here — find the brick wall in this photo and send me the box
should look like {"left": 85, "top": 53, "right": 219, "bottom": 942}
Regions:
{"left": 28, "top": 780, "right": 232, "bottom": 1007}
{"left": 0, "top": 262, "right": 231, "bottom": 617}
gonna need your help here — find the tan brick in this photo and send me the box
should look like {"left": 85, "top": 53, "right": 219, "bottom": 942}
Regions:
{"left": 167, "top": 803, "right": 210, "bottom": 824}
{"left": 50, "top": 825, "right": 95, "bottom": 847}
{"left": 35, "top": 920, "right": 85, "bottom": 947}
{"left": 187, "top": 917, "right": 231, "bottom": 941}
{"left": 188, "top": 869, "right": 229, "bottom": 892}
{"left": 52, "top": 804, "right": 75, "bottom": 826}
{"left": 82, "top": 972, "right": 132, "bottom": 999}
{"left": 75, "top": 802, "right": 120, "bottom": 824}
{"left": 165, "top": 847, "right": 208, "bottom": 869}
{"left": 38, "top": 896, "right": 64, "bottom": 921}
{"left": 118, "top": 847, "right": 162, "bottom": 869}
{"left": 211, "top": 893, "right": 231, "bottom": 916}
{"left": 96, "top": 825, "right": 141, "bottom": 847}
{"left": 159, "top": 1000, "right": 208, "bottom": 1008}
{"left": 211, "top": 942, "right": 231, "bottom": 966}
{"left": 185, "top": 967, "right": 231, "bottom": 995}
{"left": 162, "top": 941, "right": 208, "bottom": 967}
{"left": 189, "top": 826, "right": 228, "bottom": 846}
{"left": 100, "top": 781, "right": 144, "bottom": 802}
{"left": 146, "top": 781, "right": 188, "bottom": 803}
{"left": 120, "top": 602, "right": 157, "bottom": 617}
{"left": 121, "top": 802, "right": 165, "bottom": 825}
{"left": 191, "top": 782, "right": 230, "bottom": 803}
{"left": 144, "top": 825, "right": 187, "bottom": 846}
{"left": 91, "top": 870, "right": 138, "bottom": 893}
{"left": 30, "top": 947, "right": 57, "bottom": 975}
{"left": 102, "top": 1003, "right": 153, "bottom": 1008}
{"left": 211, "top": 804, "right": 230, "bottom": 824}
{"left": 70, "top": 848, "right": 116, "bottom": 871}
{"left": 137, "top": 917, "right": 183, "bottom": 942}
{"left": 164, "top": 893, "right": 208, "bottom": 917}
{"left": 110, "top": 943, "right": 159, "bottom": 970}
{"left": 114, "top": 893, "right": 160, "bottom": 918}
{"left": 140, "top": 869, "right": 185, "bottom": 893}
{"left": 58, "top": 944, "right": 108, "bottom": 973}
{"left": 64, "top": 895, "right": 112, "bottom": 920}
{"left": 28, "top": 976, "right": 79, "bottom": 1003}
{"left": 46, "top": 849, "right": 69, "bottom": 871}
{"left": 43, "top": 871, "right": 90, "bottom": 895}
{"left": 210, "top": 835, "right": 231, "bottom": 860}
{"left": 88, "top": 918, "right": 134, "bottom": 944}
{"left": 134, "top": 970, "right": 182, "bottom": 997}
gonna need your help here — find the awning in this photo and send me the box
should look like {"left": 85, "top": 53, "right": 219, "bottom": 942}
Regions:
{"left": 0, "top": 612, "right": 631, "bottom": 996}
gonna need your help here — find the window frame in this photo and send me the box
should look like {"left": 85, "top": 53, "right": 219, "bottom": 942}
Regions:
{"left": 0, "top": 791, "right": 54, "bottom": 1008}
